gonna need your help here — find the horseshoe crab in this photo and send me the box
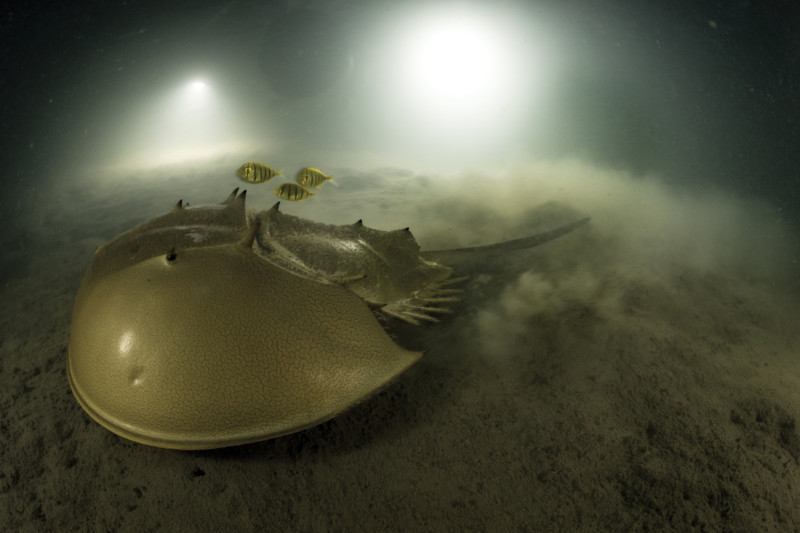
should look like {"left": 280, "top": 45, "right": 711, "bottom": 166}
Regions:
{"left": 67, "top": 188, "right": 589, "bottom": 449}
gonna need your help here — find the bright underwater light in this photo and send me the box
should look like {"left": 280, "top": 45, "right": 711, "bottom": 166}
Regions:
{"left": 374, "top": 3, "right": 549, "bottom": 165}
{"left": 400, "top": 10, "right": 512, "bottom": 111}
{"left": 175, "top": 78, "right": 213, "bottom": 113}
{"left": 112, "top": 76, "right": 244, "bottom": 169}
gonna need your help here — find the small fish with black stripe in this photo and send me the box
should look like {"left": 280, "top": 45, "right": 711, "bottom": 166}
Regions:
{"left": 274, "top": 183, "right": 315, "bottom": 201}
{"left": 296, "top": 167, "right": 334, "bottom": 188}
{"left": 237, "top": 162, "right": 282, "bottom": 183}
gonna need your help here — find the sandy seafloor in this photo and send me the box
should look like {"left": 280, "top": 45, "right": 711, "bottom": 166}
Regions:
{"left": 2, "top": 158, "right": 800, "bottom": 531}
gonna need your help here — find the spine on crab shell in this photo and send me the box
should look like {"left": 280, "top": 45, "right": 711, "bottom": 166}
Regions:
{"left": 416, "top": 306, "right": 453, "bottom": 314}
{"left": 240, "top": 219, "right": 260, "bottom": 249}
{"left": 388, "top": 227, "right": 413, "bottom": 239}
{"left": 437, "top": 276, "right": 469, "bottom": 286}
{"left": 223, "top": 188, "right": 240, "bottom": 204}
{"left": 217, "top": 190, "right": 248, "bottom": 228}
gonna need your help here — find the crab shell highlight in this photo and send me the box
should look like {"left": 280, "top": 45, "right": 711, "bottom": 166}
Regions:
{"left": 67, "top": 189, "right": 588, "bottom": 449}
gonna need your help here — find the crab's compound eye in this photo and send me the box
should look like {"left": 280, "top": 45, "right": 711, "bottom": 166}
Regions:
{"left": 166, "top": 249, "right": 178, "bottom": 262}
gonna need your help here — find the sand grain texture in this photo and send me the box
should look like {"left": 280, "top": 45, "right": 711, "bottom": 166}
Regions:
{"left": 2, "top": 164, "right": 799, "bottom": 531}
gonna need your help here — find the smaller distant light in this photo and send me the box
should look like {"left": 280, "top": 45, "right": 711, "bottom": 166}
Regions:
{"left": 181, "top": 80, "right": 211, "bottom": 109}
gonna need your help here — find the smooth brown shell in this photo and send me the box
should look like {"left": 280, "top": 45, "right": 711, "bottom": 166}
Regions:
{"left": 67, "top": 192, "right": 421, "bottom": 449}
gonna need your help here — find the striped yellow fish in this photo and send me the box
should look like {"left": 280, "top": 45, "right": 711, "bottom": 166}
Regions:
{"left": 237, "top": 162, "right": 282, "bottom": 183}
{"left": 274, "top": 183, "right": 315, "bottom": 201}
{"left": 296, "top": 167, "right": 334, "bottom": 188}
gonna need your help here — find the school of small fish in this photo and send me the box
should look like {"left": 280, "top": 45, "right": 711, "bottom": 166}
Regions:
{"left": 236, "top": 163, "right": 334, "bottom": 202}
